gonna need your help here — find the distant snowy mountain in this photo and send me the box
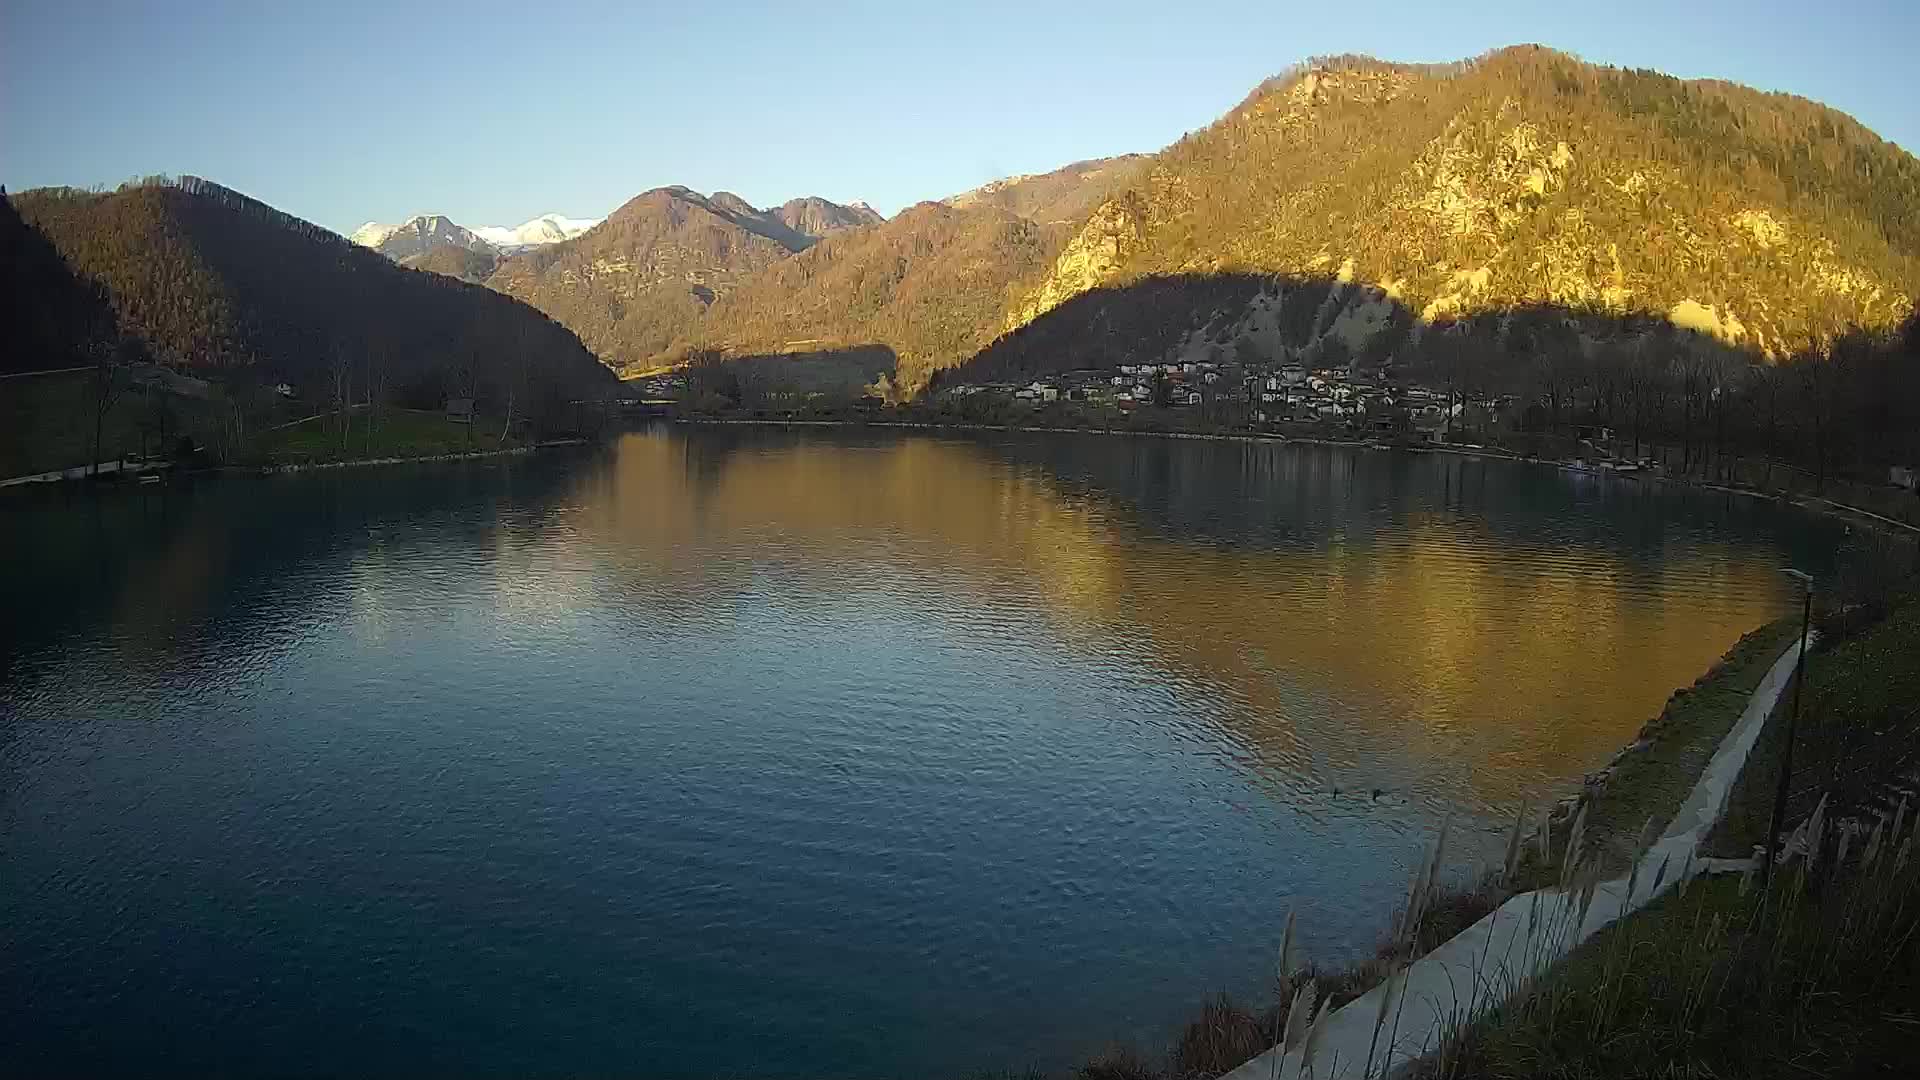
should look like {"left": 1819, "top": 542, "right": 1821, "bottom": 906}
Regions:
{"left": 349, "top": 215, "right": 491, "bottom": 261}
{"left": 347, "top": 212, "right": 600, "bottom": 260}
{"left": 471, "top": 213, "right": 601, "bottom": 249}
{"left": 349, "top": 220, "right": 405, "bottom": 248}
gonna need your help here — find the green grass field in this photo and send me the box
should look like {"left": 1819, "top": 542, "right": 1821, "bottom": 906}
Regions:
{"left": 0, "top": 369, "right": 183, "bottom": 478}
{"left": 1, "top": 370, "right": 532, "bottom": 479}
{"left": 245, "top": 408, "right": 520, "bottom": 465}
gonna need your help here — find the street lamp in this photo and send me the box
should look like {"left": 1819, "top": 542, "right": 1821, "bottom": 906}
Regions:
{"left": 1764, "top": 567, "right": 1815, "bottom": 887}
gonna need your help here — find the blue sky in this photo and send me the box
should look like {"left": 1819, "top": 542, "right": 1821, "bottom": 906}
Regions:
{"left": 4, "top": 0, "right": 1916, "bottom": 234}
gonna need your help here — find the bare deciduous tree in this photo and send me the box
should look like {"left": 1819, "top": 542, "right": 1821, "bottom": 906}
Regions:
{"left": 88, "top": 338, "right": 140, "bottom": 477}
{"left": 329, "top": 340, "right": 354, "bottom": 451}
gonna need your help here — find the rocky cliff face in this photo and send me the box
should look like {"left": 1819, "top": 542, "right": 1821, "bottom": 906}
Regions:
{"left": 774, "top": 196, "right": 883, "bottom": 238}
{"left": 1009, "top": 195, "right": 1146, "bottom": 329}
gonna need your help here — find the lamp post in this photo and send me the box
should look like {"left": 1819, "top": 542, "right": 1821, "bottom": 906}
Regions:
{"left": 1764, "top": 567, "right": 1815, "bottom": 887}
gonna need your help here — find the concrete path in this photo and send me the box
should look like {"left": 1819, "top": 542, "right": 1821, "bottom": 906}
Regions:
{"left": 1219, "top": 633, "right": 1807, "bottom": 1080}
{"left": 0, "top": 458, "right": 166, "bottom": 488}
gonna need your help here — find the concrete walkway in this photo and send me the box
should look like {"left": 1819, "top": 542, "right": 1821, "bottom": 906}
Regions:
{"left": 0, "top": 458, "right": 167, "bottom": 488}
{"left": 1219, "top": 633, "right": 1807, "bottom": 1080}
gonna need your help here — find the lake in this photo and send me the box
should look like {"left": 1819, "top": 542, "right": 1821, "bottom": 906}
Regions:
{"left": 0, "top": 426, "right": 1842, "bottom": 1077}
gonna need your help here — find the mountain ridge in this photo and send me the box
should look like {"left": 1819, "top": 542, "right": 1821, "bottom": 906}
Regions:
{"left": 22, "top": 46, "right": 1917, "bottom": 399}
{"left": 665, "top": 45, "right": 1918, "bottom": 391}
{"left": 350, "top": 211, "right": 599, "bottom": 260}
{"left": 13, "top": 177, "right": 617, "bottom": 402}
{"left": 482, "top": 187, "right": 887, "bottom": 371}
{"left": 986, "top": 46, "right": 1918, "bottom": 377}
{"left": 944, "top": 155, "right": 1152, "bottom": 223}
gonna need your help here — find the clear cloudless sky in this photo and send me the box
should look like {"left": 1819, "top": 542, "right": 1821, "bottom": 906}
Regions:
{"left": 4, "top": 0, "right": 1916, "bottom": 234}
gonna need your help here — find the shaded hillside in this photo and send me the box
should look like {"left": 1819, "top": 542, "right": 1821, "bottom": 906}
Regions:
{"left": 684, "top": 345, "right": 898, "bottom": 409}
{"left": 1, "top": 190, "right": 116, "bottom": 373}
{"left": 945, "top": 155, "right": 1151, "bottom": 223}
{"left": 961, "top": 274, "right": 1275, "bottom": 379}
{"left": 486, "top": 186, "right": 876, "bottom": 371}
{"left": 677, "top": 202, "right": 1069, "bottom": 391}
{"left": 14, "top": 177, "right": 616, "bottom": 401}
{"left": 961, "top": 271, "right": 1920, "bottom": 488}
{"left": 1003, "top": 47, "right": 1918, "bottom": 365}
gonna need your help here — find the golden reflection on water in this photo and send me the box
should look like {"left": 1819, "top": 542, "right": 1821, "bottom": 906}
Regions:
{"left": 3, "top": 425, "right": 1831, "bottom": 1078}
{"left": 573, "top": 427, "right": 1795, "bottom": 814}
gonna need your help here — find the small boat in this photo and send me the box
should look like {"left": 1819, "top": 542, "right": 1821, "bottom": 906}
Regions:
{"left": 137, "top": 474, "right": 161, "bottom": 485}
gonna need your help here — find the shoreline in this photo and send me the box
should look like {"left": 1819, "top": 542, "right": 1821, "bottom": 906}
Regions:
{"left": 673, "top": 415, "right": 1914, "bottom": 535}
{"left": 1220, "top": 631, "right": 1811, "bottom": 1080}
{"left": 2, "top": 440, "right": 593, "bottom": 491}
{"left": 245, "top": 437, "right": 590, "bottom": 474}
{"left": 673, "top": 413, "right": 1519, "bottom": 457}
{"left": 245, "top": 443, "right": 538, "bottom": 474}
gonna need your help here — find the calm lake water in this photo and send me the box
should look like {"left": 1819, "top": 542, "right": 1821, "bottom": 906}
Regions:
{"left": 0, "top": 426, "right": 1842, "bottom": 1077}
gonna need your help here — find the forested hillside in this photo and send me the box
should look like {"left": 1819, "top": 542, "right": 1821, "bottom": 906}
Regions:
{"left": 666, "top": 46, "right": 1916, "bottom": 395}
{"left": 992, "top": 46, "right": 1918, "bottom": 376}
{"left": 405, "top": 244, "right": 498, "bottom": 284}
{"left": 13, "top": 177, "right": 616, "bottom": 403}
{"left": 673, "top": 202, "right": 1070, "bottom": 392}
{"left": 482, "top": 167, "right": 1141, "bottom": 377}
{"left": 485, "top": 187, "right": 881, "bottom": 372}
{"left": 773, "top": 196, "right": 884, "bottom": 237}
{"left": 943, "top": 155, "right": 1151, "bottom": 223}
{"left": 1, "top": 190, "right": 116, "bottom": 374}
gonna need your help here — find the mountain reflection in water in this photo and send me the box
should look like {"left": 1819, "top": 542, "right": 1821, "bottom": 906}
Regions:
{"left": 0, "top": 425, "right": 1839, "bottom": 1078}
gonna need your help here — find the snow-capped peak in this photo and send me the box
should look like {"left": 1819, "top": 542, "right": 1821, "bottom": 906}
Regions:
{"left": 471, "top": 213, "right": 601, "bottom": 248}
{"left": 349, "top": 220, "right": 403, "bottom": 247}
{"left": 348, "top": 212, "right": 600, "bottom": 253}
